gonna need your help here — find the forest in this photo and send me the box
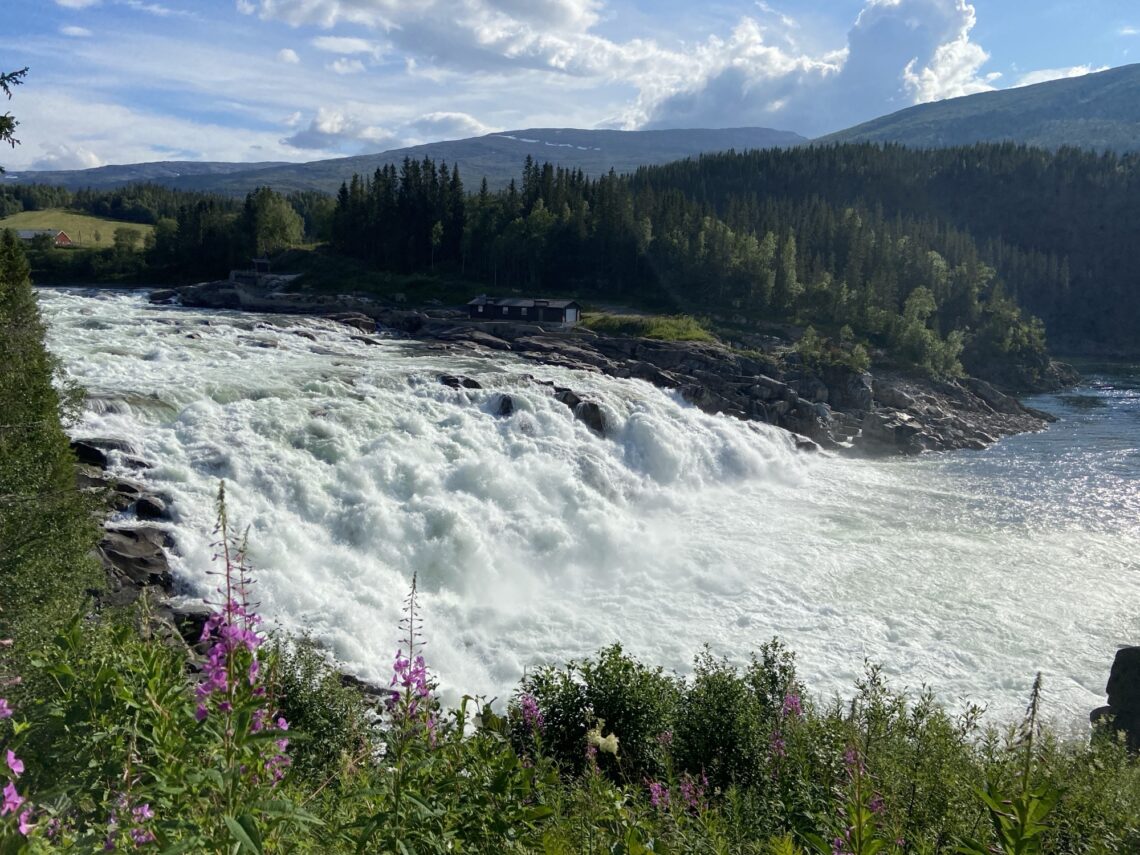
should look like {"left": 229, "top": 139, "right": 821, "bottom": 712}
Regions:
{"left": 5, "top": 141, "right": 1139, "bottom": 381}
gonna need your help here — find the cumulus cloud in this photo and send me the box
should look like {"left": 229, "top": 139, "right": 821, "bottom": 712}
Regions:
{"left": 1014, "top": 64, "right": 1107, "bottom": 88}
{"left": 280, "top": 108, "right": 396, "bottom": 151}
{"left": 277, "top": 48, "right": 300, "bottom": 63}
{"left": 61, "top": 25, "right": 93, "bottom": 37}
{"left": 242, "top": 0, "right": 1021, "bottom": 138}
{"left": 406, "top": 112, "right": 492, "bottom": 140}
{"left": 29, "top": 143, "right": 104, "bottom": 171}
{"left": 645, "top": 0, "right": 1002, "bottom": 135}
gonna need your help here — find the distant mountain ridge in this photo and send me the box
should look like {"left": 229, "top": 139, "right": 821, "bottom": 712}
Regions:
{"left": 1, "top": 160, "right": 289, "bottom": 190}
{"left": 4, "top": 127, "right": 807, "bottom": 195}
{"left": 819, "top": 63, "right": 1140, "bottom": 151}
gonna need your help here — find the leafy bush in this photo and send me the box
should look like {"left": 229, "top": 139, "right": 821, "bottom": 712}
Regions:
{"left": 582, "top": 312, "right": 716, "bottom": 342}
{"left": 519, "top": 644, "right": 681, "bottom": 782}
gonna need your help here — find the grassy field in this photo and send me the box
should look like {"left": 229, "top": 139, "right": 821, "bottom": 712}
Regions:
{"left": 0, "top": 208, "right": 154, "bottom": 247}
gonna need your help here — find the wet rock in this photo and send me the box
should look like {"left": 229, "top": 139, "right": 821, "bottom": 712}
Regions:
{"left": 492, "top": 394, "right": 515, "bottom": 417}
{"left": 440, "top": 374, "right": 482, "bottom": 390}
{"left": 135, "top": 495, "right": 168, "bottom": 521}
{"left": 326, "top": 313, "right": 376, "bottom": 333}
{"left": 71, "top": 437, "right": 138, "bottom": 467}
{"left": 148, "top": 288, "right": 178, "bottom": 304}
{"left": 554, "top": 388, "right": 582, "bottom": 409}
{"left": 1092, "top": 647, "right": 1140, "bottom": 750}
{"left": 573, "top": 401, "right": 607, "bottom": 434}
{"left": 98, "top": 526, "right": 173, "bottom": 591}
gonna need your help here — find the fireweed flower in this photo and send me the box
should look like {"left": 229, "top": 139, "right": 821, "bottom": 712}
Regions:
{"left": 2, "top": 780, "right": 24, "bottom": 816}
{"left": 648, "top": 780, "right": 670, "bottom": 809}
{"left": 781, "top": 693, "right": 803, "bottom": 718}
{"left": 518, "top": 693, "right": 544, "bottom": 733}
{"left": 0, "top": 698, "right": 10, "bottom": 719}
{"left": 769, "top": 731, "right": 787, "bottom": 759}
{"left": 679, "top": 772, "right": 708, "bottom": 812}
{"left": 869, "top": 794, "right": 885, "bottom": 815}
{"left": 17, "top": 809, "right": 33, "bottom": 836}
{"left": 6, "top": 749, "right": 22, "bottom": 777}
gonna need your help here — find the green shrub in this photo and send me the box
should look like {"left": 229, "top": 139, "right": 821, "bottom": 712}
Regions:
{"left": 582, "top": 312, "right": 716, "bottom": 342}
{"left": 520, "top": 644, "right": 681, "bottom": 782}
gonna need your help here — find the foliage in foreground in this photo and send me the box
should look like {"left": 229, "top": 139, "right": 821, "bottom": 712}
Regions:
{"left": 5, "top": 548, "right": 1140, "bottom": 853}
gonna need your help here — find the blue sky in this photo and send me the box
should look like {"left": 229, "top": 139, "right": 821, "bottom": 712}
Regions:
{"left": 3, "top": 0, "right": 1137, "bottom": 171}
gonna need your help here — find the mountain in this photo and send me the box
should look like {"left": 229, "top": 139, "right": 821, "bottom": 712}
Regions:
{"left": 1, "top": 160, "right": 289, "bottom": 190}
{"left": 820, "top": 63, "right": 1140, "bottom": 151}
{"left": 3, "top": 127, "right": 806, "bottom": 195}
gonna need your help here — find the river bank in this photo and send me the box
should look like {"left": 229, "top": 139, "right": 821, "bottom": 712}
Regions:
{"left": 155, "top": 279, "right": 1074, "bottom": 455}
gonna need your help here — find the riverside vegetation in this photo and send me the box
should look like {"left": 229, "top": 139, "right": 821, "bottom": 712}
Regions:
{"left": 3, "top": 231, "right": 1140, "bottom": 853}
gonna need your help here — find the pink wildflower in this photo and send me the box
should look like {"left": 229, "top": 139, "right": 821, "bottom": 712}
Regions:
{"left": 2, "top": 781, "right": 24, "bottom": 816}
{"left": 17, "top": 809, "right": 33, "bottom": 836}
{"left": 0, "top": 699, "right": 11, "bottom": 719}
{"left": 6, "top": 749, "right": 23, "bottom": 777}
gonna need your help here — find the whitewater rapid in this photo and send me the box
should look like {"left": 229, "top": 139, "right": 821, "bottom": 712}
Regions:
{"left": 41, "top": 289, "right": 1140, "bottom": 728}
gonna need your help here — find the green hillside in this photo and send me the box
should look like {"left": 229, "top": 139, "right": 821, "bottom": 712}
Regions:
{"left": 0, "top": 208, "right": 154, "bottom": 247}
{"left": 820, "top": 63, "right": 1140, "bottom": 151}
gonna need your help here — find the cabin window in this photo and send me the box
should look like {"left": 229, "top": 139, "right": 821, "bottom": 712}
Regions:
{"left": 502, "top": 307, "right": 508, "bottom": 315}
{"left": 477, "top": 305, "right": 483, "bottom": 313}
{"left": 521, "top": 308, "right": 527, "bottom": 316}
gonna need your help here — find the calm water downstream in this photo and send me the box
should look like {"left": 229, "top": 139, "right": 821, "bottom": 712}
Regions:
{"left": 40, "top": 289, "right": 1140, "bottom": 728}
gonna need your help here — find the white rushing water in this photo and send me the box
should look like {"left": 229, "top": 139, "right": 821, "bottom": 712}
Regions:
{"left": 40, "top": 289, "right": 1140, "bottom": 728}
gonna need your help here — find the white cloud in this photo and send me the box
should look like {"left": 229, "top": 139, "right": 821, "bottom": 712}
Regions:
{"left": 1014, "top": 64, "right": 1107, "bottom": 88}
{"left": 406, "top": 112, "right": 492, "bottom": 141}
{"left": 54, "top": 0, "right": 101, "bottom": 7}
{"left": 28, "top": 143, "right": 103, "bottom": 171}
{"left": 280, "top": 108, "right": 396, "bottom": 150}
{"left": 277, "top": 48, "right": 300, "bottom": 63}
{"left": 900, "top": 1, "right": 998, "bottom": 103}
{"left": 60, "top": 25, "right": 93, "bottom": 37}
{"left": 119, "top": 0, "right": 193, "bottom": 17}
{"left": 328, "top": 58, "right": 366, "bottom": 75}
{"left": 1119, "top": 26, "right": 1139, "bottom": 36}
{"left": 311, "top": 36, "right": 382, "bottom": 56}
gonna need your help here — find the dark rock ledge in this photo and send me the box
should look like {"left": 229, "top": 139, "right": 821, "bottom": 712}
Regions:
{"left": 72, "top": 438, "right": 206, "bottom": 649}
{"left": 164, "top": 282, "right": 1066, "bottom": 455}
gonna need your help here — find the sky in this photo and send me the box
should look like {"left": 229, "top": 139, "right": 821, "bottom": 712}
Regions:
{"left": 2, "top": 0, "right": 1137, "bottom": 171}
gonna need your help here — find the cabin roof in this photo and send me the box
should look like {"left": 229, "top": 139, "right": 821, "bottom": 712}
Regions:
{"left": 467, "top": 295, "right": 580, "bottom": 309}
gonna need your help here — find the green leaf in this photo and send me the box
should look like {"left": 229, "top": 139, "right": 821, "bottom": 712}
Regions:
{"left": 158, "top": 841, "right": 201, "bottom": 855}
{"left": 224, "top": 815, "right": 263, "bottom": 855}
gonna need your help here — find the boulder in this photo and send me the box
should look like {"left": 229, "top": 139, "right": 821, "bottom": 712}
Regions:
{"left": 492, "top": 394, "right": 515, "bottom": 417}
{"left": 135, "top": 495, "right": 168, "bottom": 521}
{"left": 1092, "top": 647, "right": 1140, "bottom": 750}
{"left": 148, "top": 288, "right": 178, "bottom": 304}
{"left": 554, "top": 388, "right": 582, "bottom": 409}
{"left": 439, "top": 374, "right": 482, "bottom": 390}
{"left": 98, "top": 526, "right": 173, "bottom": 590}
{"left": 573, "top": 401, "right": 607, "bottom": 434}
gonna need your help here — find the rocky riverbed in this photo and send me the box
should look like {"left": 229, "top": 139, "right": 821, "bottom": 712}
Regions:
{"left": 157, "top": 280, "right": 1073, "bottom": 455}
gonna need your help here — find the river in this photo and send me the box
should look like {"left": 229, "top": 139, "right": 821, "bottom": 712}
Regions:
{"left": 40, "top": 289, "right": 1140, "bottom": 729}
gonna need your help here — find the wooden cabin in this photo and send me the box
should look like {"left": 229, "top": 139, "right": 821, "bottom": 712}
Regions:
{"left": 467, "top": 296, "right": 581, "bottom": 328}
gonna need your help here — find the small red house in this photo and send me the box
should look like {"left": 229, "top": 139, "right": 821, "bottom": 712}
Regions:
{"left": 15, "top": 229, "right": 74, "bottom": 247}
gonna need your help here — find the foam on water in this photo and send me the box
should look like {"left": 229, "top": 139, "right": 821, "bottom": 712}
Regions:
{"left": 40, "top": 289, "right": 1140, "bottom": 727}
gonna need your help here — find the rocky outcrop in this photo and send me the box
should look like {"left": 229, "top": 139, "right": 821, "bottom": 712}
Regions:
{"left": 1092, "top": 647, "right": 1140, "bottom": 750}
{"left": 170, "top": 282, "right": 1062, "bottom": 454}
